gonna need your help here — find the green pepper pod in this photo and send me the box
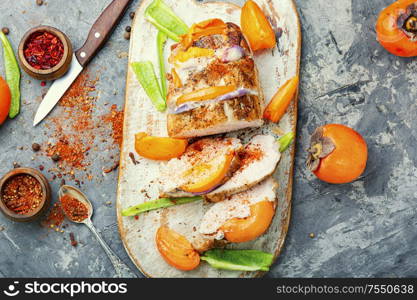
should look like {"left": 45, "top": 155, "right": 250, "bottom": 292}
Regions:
{"left": 0, "top": 32, "right": 20, "bottom": 118}
{"left": 145, "top": 0, "right": 189, "bottom": 42}
{"left": 278, "top": 131, "right": 295, "bottom": 153}
{"left": 131, "top": 61, "right": 167, "bottom": 112}
{"left": 121, "top": 196, "right": 202, "bottom": 217}
{"left": 157, "top": 31, "right": 168, "bottom": 99}
{"left": 201, "top": 249, "right": 274, "bottom": 271}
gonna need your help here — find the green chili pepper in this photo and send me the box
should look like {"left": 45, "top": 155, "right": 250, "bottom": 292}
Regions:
{"left": 201, "top": 249, "right": 274, "bottom": 272}
{"left": 121, "top": 196, "right": 202, "bottom": 217}
{"left": 145, "top": 0, "right": 189, "bottom": 42}
{"left": 131, "top": 61, "right": 166, "bottom": 112}
{"left": 157, "top": 31, "right": 168, "bottom": 99}
{"left": 0, "top": 32, "right": 20, "bottom": 118}
{"left": 278, "top": 131, "right": 295, "bottom": 153}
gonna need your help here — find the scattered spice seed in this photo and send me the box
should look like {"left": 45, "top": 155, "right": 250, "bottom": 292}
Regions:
{"left": 103, "top": 162, "right": 119, "bottom": 174}
{"left": 2, "top": 175, "right": 43, "bottom": 215}
{"left": 13, "top": 162, "right": 20, "bottom": 168}
{"left": 60, "top": 179, "right": 66, "bottom": 186}
{"left": 32, "top": 143, "right": 41, "bottom": 152}
{"left": 129, "top": 11, "right": 135, "bottom": 19}
{"left": 42, "top": 202, "right": 65, "bottom": 228}
{"left": 36, "top": 0, "right": 43, "bottom": 6}
{"left": 129, "top": 152, "right": 137, "bottom": 165}
{"left": 69, "top": 232, "right": 78, "bottom": 247}
{"left": 1, "top": 27, "right": 9, "bottom": 35}
{"left": 39, "top": 165, "right": 44, "bottom": 171}
{"left": 51, "top": 153, "right": 60, "bottom": 162}
{"left": 123, "top": 32, "right": 131, "bottom": 40}
{"left": 102, "top": 104, "right": 124, "bottom": 147}
{"left": 125, "top": 26, "right": 131, "bottom": 32}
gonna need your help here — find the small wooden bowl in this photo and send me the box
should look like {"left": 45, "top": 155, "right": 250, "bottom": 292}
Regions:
{"left": 0, "top": 168, "right": 51, "bottom": 222}
{"left": 18, "top": 26, "right": 73, "bottom": 81}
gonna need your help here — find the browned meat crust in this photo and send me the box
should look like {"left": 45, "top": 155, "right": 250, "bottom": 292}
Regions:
{"left": 167, "top": 94, "right": 263, "bottom": 138}
{"left": 167, "top": 21, "right": 264, "bottom": 138}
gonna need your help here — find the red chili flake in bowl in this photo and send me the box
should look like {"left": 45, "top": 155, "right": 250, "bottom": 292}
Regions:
{"left": 24, "top": 31, "right": 64, "bottom": 70}
{"left": 60, "top": 194, "right": 88, "bottom": 222}
{"left": 2, "top": 175, "right": 43, "bottom": 215}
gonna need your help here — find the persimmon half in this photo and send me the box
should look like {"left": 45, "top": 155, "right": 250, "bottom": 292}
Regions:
{"left": 376, "top": 0, "right": 417, "bottom": 57}
{"left": 135, "top": 132, "right": 188, "bottom": 160}
{"left": 156, "top": 226, "right": 200, "bottom": 271}
{"left": 0, "top": 76, "right": 11, "bottom": 125}
{"left": 181, "top": 152, "right": 234, "bottom": 193}
{"left": 220, "top": 201, "right": 275, "bottom": 243}
{"left": 307, "top": 124, "right": 368, "bottom": 184}
{"left": 241, "top": 0, "right": 276, "bottom": 51}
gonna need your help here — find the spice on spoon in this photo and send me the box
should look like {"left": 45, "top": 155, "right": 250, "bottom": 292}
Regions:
{"left": 60, "top": 194, "right": 88, "bottom": 222}
{"left": 2, "top": 174, "right": 43, "bottom": 215}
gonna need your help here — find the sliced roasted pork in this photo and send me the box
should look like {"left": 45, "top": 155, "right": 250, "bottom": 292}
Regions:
{"left": 196, "top": 177, "right": 277, "bottom": 246}
{"left": 159, "top": 137, "right": 243, "bottom": 198}
{"left": 205, "top": 135, "right": 281, "bottom": 202}
{"left": 167, "top": 20, "right": 264, "bottom": 138}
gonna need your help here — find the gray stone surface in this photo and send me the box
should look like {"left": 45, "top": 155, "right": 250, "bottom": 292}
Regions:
{"left": 0, "top": 0, "right": 416, "bottom": 278}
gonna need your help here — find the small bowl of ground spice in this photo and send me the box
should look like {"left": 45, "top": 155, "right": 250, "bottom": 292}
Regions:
{"left": 0, "top": 168, "right": 51, "bottom": 222}
{"left": 18, "top": 26, "right": 73, "bottom": 80}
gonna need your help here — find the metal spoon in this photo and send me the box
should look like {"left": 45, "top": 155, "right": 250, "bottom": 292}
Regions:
{"left": 58, "top": 185, "right": 136, "bottom": 278}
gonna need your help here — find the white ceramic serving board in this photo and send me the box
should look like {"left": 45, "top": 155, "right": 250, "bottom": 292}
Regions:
{"left": 117, "top": 0, "right": 301, "bottom": 278}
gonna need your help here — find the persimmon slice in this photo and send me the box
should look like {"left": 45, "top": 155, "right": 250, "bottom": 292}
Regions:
{"left": 176, "top": 85, "right": 237, "bottom": 105}
{"left": 156, "top": 226, "right": 200, "bottom": 271}
{"left": 181, "top": 152, "right": 234, "bottom": 193}
{"left": 263, "top": 76, "right": 299, "bottom": 123}
{"left": 135, "top": 132, "right": 188, "bottom": 161}
{"left": 221, "top": 201, "right": 275, "bottom": 243}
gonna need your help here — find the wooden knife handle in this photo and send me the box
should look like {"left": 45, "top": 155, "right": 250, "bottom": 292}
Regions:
{"left": 75, "top": 0, "right": 133, "bottom": 66}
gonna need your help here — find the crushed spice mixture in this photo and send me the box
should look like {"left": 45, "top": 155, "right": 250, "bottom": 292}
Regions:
{"left": 102, "top": 104, "right": 124, "bottom": 147}
{"left": 41, "top": 202, "right": 66, "bottom": 229}
{"left": 2, "top": 175, "right": 43, "bottom": 215}
{"left": 38, "top": 69, "right": 124, "bottom": 184}
{"left": 60, "top": 194, "right": 89, "bottom": 222}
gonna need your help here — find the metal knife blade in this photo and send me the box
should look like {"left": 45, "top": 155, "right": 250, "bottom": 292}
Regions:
{"left": 33, "top": 54, "right": 83, "bottom": 126}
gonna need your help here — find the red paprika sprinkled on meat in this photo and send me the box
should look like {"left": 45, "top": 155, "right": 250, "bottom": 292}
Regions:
{"left": 60, "top": 194, "right": 89, "bottom": 222}
{"left": 2, "top": 175, "right": 43, "bottom": 215}
{"left": 24, "top": 31, "right": 64, "bottom": 70}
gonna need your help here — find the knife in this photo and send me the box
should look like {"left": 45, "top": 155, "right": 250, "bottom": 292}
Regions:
{"left": 33, "top": 0, "right": 133, "bottom": 126}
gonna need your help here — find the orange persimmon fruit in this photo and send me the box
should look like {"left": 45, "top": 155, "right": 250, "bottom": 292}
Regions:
{"left": 241, "top": 0, "right": 276, "bottom": 51}
{"left": 135, "top": 132, "right": 188, "bottom": 160}
{"left": 156, "top": 226, "right": 200, "bottom": 271}
{"left": 181, "top": 152, "right": 234, "bottom": 193}
{"left": 0, "top": 76, "right": 11, "bottom": 125}
{"left": 263, "top": 75, "right": 299, "bottom": 123}
{"left": 221, "top": 201, "right": 275, "bottom": 243}
{"left": 176, "top": 85, "right": 236, "bottom": 105}
{"left": 307, "top": 124, "right": 368, "bottom": 184}
{"left": 376, "top": 0, "right": 417, "bottom": 57}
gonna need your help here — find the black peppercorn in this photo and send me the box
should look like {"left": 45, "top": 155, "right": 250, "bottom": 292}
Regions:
{"left": 51, "top": 153, "right": 60, "bottom": 162}
{"left": 32, "top": 143, "right": 41, "bottom": 152}
{"left": 1, "top": 27, "right": 9, "bottom": 35}
{"left": 125, "top": 26, "right": 131, "bottom": 33}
